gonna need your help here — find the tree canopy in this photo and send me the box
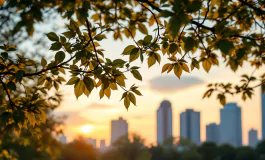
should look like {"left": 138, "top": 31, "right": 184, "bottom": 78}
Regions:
{"left": 0, "top": 0, "right": 265, "bottom": 132}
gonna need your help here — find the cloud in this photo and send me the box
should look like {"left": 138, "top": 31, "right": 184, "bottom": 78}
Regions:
{"left": 87, "top": 103, "right": 114, "bottom": 109}
{"left": 149, "top": 75, "right": 205, "bottom": 93}
{"left": 54, "top": 111, "right": 99, "bottom": 125}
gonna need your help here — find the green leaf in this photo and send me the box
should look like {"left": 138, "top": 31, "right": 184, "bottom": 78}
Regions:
{"left": 143, "top": 35, "right": 152, "bottom": 45}
{"left": 124, "top": 96, "right": 130, "bottom": 110}
{"left": 129, "top": 48, "right": 140, "bottom": 62}
{"left": 41, "top": 58, "right": 47, "bottom": 68}
{"left": 55, "top": 51, "right": 65, "bottom": 64}
{"left": 60, "top": 36, "right": 66, "bottom": 44}
{"left": 128, "top": 92, "right": 136, "bottom": 105}
{"left": 50, "top": 42, "right": 62, "bottom": 51}
{"left": 168, "top": 16, "right": 181, "bottom": 40}
{"left": 1, "top": 52, "right": 8, "bottom": 60}
{"left": 66, "top": 77, "right": 80, "bottom": 85}
{"left": 94, "top": 34, "right": 106, "bottom": 41}
{"left": 218, "top": 39, "right": 234, "bottom": 55}
{"left": 148, "top": 56, "right": 156, "bottom": 68}
{"left": 138, "top": 23, "right": 148, "bottom": 35}
{"left": 54, "top": 81, "right": 59, "bottom": 91}
{"left": 132, "top": 89, "right": 142, "bottom": 96}
{"left": 131, "top": 70, "right": 142, "bottom": 81}
{"left": 74, "top": 80, "right": 85, "bottom": 99}
{"left": 46, "top": 32, "right": 59, "bottom": 41}
{"left": 183, "top": 37, "right": 198, "bottom": 52}
{"left": 7, "top": 81, "right": 16, "bottom": 91}
{"left": 122, "top": 45, "right": 136, "bottom": 55}
{"left": 186, "top": 1, "right": 202, "bottom": 12}
{"left": 169, "top": 43, "right": 178, "bottom": 53}
{"left": 63, "top": 31, "right": 76, "bottom": 39}
{"left": 15, "top": 70, "right": 24, "bottom": 82}
{"left": 160, "top": 10, "right": 173, "bottom": 17}
{"left": 83, "top": 76, "right": 94, "bottom": 92}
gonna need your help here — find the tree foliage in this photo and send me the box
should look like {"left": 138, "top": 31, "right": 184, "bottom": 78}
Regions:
{"left": 0, "top": 0, "right": 265, "bottom": 131}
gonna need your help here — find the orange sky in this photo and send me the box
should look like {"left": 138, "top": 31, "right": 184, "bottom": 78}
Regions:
{"left": 54, "top": 36, "right": 265, "bottom": 147}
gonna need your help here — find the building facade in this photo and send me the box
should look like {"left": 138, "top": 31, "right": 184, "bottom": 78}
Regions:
{"left": 248, "top": 129, "right": 258, "bottom": 147}
{"left": 59, "top": 135, "right": 67, "bottom": 144}
{"left": 180, "top": 109, "right": 200, "bottom": 145}
{"left": 157, "top": 100, "right": 173, "bottom": 145}
{"left": 220, "top": 103, "right": 242, "bottom": 147}
{"left": 206, "top": 123, "right": 220, "bottom": 144}
{"left": 111, "top": 117, "right": 128, "bottom": 144}
{"left": 87, "top": 138, "right": 97, "bottom": 148}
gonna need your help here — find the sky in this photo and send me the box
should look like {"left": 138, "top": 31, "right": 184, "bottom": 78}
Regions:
{"left": 24, "top": 16, "right": 265, "bottom": 147}
{"left": 52, "top": 31, "right": 265, "bottom": 147}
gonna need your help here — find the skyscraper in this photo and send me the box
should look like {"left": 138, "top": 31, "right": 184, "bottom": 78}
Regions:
{"left": 100, "top": 140, "right": 107, "bottom": 151}
{"left": 59, "top": 135, "right": 67, "bottom": 144}
{"left": 248, "top": 129, "right": 258, "bottom": 147}
{"left": 157, "top": 100, "right": 172, "bottom": 145}
{"left": 180, "top": 109, "right": 200, "bottom": 145}
{"left": 261, "top": 84, "right": 265, "bottom": 140}
{"left": 87, "top": 138, "right": 97, "bottom": 148}
{"left": 206, "top": 123, "right": 220, "bottom": 144}
{"left": 220, "top": 103, "right": 242, "bottom": 147}
{"left": 111, "top": 117, "right": 128, "bottom": 144}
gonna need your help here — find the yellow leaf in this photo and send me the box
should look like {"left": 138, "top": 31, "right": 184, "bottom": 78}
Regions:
{"left": 124, "top": 96, "right": 130, "bottom": 110}
{"left": 99, "top": 88, "right": 104, "bottom": 99}
{"left": 174, "top": 63, "right": 182, "bottom": 79}
{"left": 104, "top": 87, "right": 111, "bottom": 99}
{"left": 128, "top": 92, "right": 136, "bottom": 105}
{"left": 162, "top": 63, "right": 171, "bottom": 73}
{"left": 181, "top": 62, "right": 190, "bottom": 72}
{"left": 84, "top": 87, "right": 90, "bottom": 97}
{"left": 116, "top": 76, "right": 125, "bottom": 87}
{"left": 74, "top": 80, "right": 85, "bottom": 99}
{"left": 148, "top": 56, "right": 156, "bottom": 68}
{"left": 202, "top": 58, "right": 212, "bottom": 73}
{"left": 110, "top": 82, "right": 118, "bottom": 90}
{"left": 167, "top": 65, "right": 173, "bottom": 73}
{"left": 40, "top": 110, "right": 46, "bottom": 123}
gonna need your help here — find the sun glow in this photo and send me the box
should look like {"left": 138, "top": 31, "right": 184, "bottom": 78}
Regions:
{"left": 80, "top": 125, "right": 93, "bottom": 134}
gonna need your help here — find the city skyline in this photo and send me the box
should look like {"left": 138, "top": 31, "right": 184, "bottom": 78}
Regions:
{"left": 61, "top": 92, "right": 262, "bottom": 148}
{"left": 58, "top": 79, "right": 264, "bottom": 146}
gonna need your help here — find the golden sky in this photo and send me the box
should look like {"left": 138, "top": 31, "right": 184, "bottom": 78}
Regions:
{"left": 54, "top": 36, "right": 265, "bottom": 147}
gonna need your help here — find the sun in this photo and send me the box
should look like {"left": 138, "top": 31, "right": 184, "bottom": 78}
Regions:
{"left": 80, "top": 125, "right": 93, "bottom": 134}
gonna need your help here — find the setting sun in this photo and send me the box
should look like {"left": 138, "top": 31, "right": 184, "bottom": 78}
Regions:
{"left": 80, "top": 125, "right": 93, "bottom": 134}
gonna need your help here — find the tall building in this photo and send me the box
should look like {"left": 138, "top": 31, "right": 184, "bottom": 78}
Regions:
{"left": 262, "top": 85, "right": 265, "bottom": 140}
{"left": 59, "top": 135, "right": 67, "bottom": 144}
{"left": 87, "top": 138, "right": 97, "bottom": 148}
{"left": 220, "top": 103, "right": 242, "bottom": 147}
{"left": 206, "top": 123, "right": 220, "bottom": 144}
{"left": 180, "top": 109, "right": 200, "bottom": 145}
{"left": 100, "top": 140, "right": 107, "bottom": 151}
{"left": 248, "top": 129, "right": 258, "bottom": 147}
{"left": 157, "top": 100, "right": 172, "bottom": 145}
{"left": 111, "top": 117, "right": 128, "bottom": 144}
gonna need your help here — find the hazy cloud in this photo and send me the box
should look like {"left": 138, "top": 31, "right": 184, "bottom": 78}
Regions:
{"left": 87, "top": 103, "right": 114, "bottom": 109}
{"left": 54, "top": 111, "right": 99, "bottom": 125}
{"left": 149, "top": 75, "right": 205, "bottom": 93}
